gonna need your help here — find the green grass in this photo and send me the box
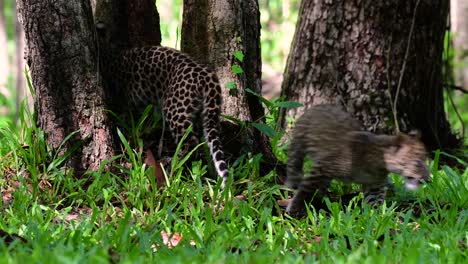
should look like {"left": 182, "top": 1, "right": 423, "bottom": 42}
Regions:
{"left": 1, "top": 2, "right": 467, "bottom": 262}
{"left": 0, "top": 100, "right": 467, "bottom": 263}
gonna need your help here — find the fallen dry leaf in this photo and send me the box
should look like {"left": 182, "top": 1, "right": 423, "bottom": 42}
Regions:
{"left": 154, "top": 231, "right": 196, "bottom": 250}
{"left": 65, "top": 214, "right": 80, "bottom": 221}
{"left": 144, "top": 149, "right": 170, "bottom": 189}
{"left": 160, "top": 231, "right": 183, "bottom": 248}
{"left": 52, "top": 207, "right": 93, "bottom": 225}
{"left": 277, "top": 198, "right": 292, "bottom": 207}
{"left": 313, "top": 236, "right": 322, "bottom": 243}
{"left": 235, "top": 195, "right": 246, "bottom": 200}
{"left": 2, "top": 188, "right": 13, "bottom": 205}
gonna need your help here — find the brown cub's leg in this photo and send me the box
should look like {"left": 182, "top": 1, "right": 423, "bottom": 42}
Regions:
{"left": 286, "top": 137, "right": 306, "bottom": 189}
{"left": 363, "top": 183, "right": 387, "bottom": 207}
{"left": 286, "top": 190, "right": 315, "bottom": 217}
{"left": 286, "top": 167, "right": 330, "bottom": 218}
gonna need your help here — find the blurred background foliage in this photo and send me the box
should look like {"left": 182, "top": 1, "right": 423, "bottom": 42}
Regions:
{"left": 158, "top": 0, "right": 299, "bottom": 71}
{"left": 0, "top": 0, "right": 466, "bottom": 143}
{"left": 0, "top": 0, "right": 17, "bottom": 125}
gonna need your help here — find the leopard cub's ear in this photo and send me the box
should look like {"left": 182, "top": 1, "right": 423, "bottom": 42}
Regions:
{"left": 408, "top": 129, "right": 421, "bottom": 139}
{"left": 95, "top": 21, "right": 106, "bottom": 32}
{"left": 95, "top": 22, "right": 109, "bottom": 43}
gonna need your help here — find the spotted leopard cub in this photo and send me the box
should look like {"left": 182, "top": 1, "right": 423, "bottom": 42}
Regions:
{"left": 286, "top": 104, "right": 429, "bottom": 216}
{"left": 96, "top": 23, "right": 228, "bottom": 186}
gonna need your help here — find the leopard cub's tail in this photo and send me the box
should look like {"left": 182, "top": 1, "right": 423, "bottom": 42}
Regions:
{"left": 202, "top": 81, "right": 229, "bottom": 187}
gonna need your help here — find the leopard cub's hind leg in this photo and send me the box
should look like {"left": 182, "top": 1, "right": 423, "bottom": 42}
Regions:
{"left": 162, "top": 92, "right": 200, "bottom": 157}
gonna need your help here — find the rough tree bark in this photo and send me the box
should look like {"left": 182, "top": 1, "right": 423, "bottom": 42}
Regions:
{"left": 93, "top": 0, "right": 161, "bottom": 119}
{"left": 17, "top": 0, "right": 115, "bottom": 174}
{"left": 182, "top": 0, "right": 279, "bottom": 172}
{"left": 182, "top": 0, "right": 254, "bottom": 121}
{"left": 93, "top": 0, "right": 161, "bottom": 47}
{"left": 280, "top": 0, "right": 460, "bottom": 153}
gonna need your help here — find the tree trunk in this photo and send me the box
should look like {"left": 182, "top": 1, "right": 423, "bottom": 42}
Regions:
{"left": 93, "top": 0, "right": 161, "bottom": 117}
{"left": 280, "top": 0, "right": 460, "bottom": 153}
{"left": 181, "top": 0, "right": 280, "bottom": 174}
{"left": 17, "top": 0, "right": 115, "bottom": 174}
{"left": 451, "top": 0, "right": 468, "bottom": 91}
{"left": 182, "top": 0, "right": 254, "bottom": 120}
{"left": 93, "top": 0, "right": 161, "bottom": 47}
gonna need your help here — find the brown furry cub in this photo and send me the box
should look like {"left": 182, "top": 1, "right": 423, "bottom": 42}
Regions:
{"left": 286, "top": 104, "right": 429, "bottom": 216}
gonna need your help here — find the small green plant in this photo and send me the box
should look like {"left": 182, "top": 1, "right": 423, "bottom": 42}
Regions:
{"left": 224, "top": 48, "right": 303, "bottom": 160}
{"left": 1, "top": 91, "right": 467, "bottom": 262}
{"left": 225, "top": 47, "right": 245, "bottom": 95}
{"left": 244, "top": 87, "right": 302, "bottom": 160}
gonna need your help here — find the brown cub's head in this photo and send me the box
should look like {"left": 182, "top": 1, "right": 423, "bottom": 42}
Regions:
{"left": 380, "top": 131, "right": 429, "bottom": 190}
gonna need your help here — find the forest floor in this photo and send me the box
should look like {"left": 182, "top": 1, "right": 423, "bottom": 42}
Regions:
{"left": 0, "top": 112, "right": 467, "bottom": 263}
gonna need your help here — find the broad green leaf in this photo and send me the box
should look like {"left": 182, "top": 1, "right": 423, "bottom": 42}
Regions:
{"left": 225, "top": 81, "right": 237, "bottom": 90}
{"left": 274, "top": 101, "right": 303, "bottom": 109}
{"left": 233, "top": 51, "right": 244, "bottom": 62}
{"left": 245, "top": 88, "right": 273, "bottom": 108}
{"left": 231, "top": 65, "right": 244, "bottom": 75}
{"left": 252, "top": 122, "right": 277, "bottom": 138}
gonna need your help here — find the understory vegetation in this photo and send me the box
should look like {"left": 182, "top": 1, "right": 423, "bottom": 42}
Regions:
{"left": 0, "top": 86, "right": 467, "bottom": 262}
{"left": 1, "top": 1, "right": 467, "bottom": 263}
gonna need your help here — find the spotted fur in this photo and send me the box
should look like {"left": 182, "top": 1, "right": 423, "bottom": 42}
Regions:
{"left": 96, "top": 23, "right": 228, "bottom": 186}
{"left": 286, "top": 104, "right": 429, "bottom": 216}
